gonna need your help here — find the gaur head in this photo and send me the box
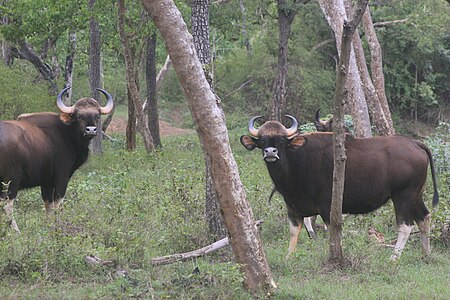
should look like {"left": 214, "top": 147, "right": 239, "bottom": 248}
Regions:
{"left": 240, "top": 115, "right": 306, "bottom": 163}
{"left": 57, "top": 87, "right": 114, "bottom": 138}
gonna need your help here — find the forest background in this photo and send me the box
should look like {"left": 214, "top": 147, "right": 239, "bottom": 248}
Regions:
{"left": 0, "top": 0, "right": 449, "bottom": 298}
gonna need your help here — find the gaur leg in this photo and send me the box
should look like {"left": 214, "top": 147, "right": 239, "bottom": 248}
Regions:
{"left": 304, "top": 216, "right": 316, "bottom": 239}
{"left": 417, "top": 214, "right": 431, "bottom": 256}
{"left": 286, "top": 206, "right": 304, "bottom": 257}
{"left": 390, "top": 223, "right": 413, "bottom": 261}
{"left": 1, "top": 179, "right": 21, "bottom": 233}
{"left": 287, "top": 217, "right": 303, "bottom": 258}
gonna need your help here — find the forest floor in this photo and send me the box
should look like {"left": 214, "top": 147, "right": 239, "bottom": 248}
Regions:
{"left": 106, "top": 116, "right": 193, "bottom": 136}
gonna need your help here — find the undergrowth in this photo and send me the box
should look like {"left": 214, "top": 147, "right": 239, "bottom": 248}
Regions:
{"left": 0, "top": 126, "right": 449, "bottom": 299}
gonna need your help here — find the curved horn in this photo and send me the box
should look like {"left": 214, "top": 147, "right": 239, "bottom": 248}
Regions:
{"left": 96, "top": 88, "right": 114, "bottom": 114}
{"left": 285, "top": 115, "right": 298, "bottom": 137}
{"left": 56, "top": 86, "right": 75, "bottom": 114}
{"left": 314, "top": 108, "right": 328, "bottom": 127}
{"left": 248, "top": 116, "right": 262, "bottom": 137}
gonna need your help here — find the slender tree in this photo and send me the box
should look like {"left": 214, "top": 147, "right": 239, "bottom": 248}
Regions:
{"left": 145, "top": 32, "right": 162, "bottom": 148}
{"left": 142, "top": 0, "right": 276, "bottom": 292}
{"left": 63, "top": 31, "right": 76, "bottom": 105}
{"left": 118, "top": 0, "right": 154, "bottom": 152}
{"left": 329, "top": 0, "right": 369, "bottom": 265}
{"left": 88, "top": 0, "right": 104, "bottom": 153}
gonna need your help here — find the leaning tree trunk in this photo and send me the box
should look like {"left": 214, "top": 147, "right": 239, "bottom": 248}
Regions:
{"left": 145, "top": 32, "right": 162, "bottom": 148}
{"left": 142, "top": 0, "right": 276, "bottom": 292}
{"left": 317, "top": 0, "right": 372, "bottom": 138}
{"left": 88, "top": 0, "right": 104, "bottom": 154}
{"left": 192, "top": 0, "right": 226, "bottom": 241}
{"left": 118, "top": 0, "right": 154, "bottom": 152}
{"left": 330, "top": 0, "right": 369, "bottom": 266}
{"left": 362, "top": 7, "right": 395, "bottom": 134}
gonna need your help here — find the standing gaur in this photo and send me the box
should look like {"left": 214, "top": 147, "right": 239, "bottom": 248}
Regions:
{"left": 240, "top": 115, "right": 438, "bottom": 260}
{"left": 0, "top": 87, "right": 113, "bottom": 233}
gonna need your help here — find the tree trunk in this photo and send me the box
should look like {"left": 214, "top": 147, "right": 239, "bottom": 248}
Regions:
{"left": 362, "top": 7, "right": 395, "bottom": 134}
{"left": 317, "top": 0, "right": 372, "bottom": 138}
{"left": 330, "top": 0, "right": 369, "bottom": 266}
{"left": 118, "top": 0, "right": 154, "bottom": 152}
{"left": 142, "top": 0, "right": 276, "bottom": 292}
{"left": 239, "top": 0, "right": 251, "bottom": 52}
{"left": 353, "top": 30, "right": 392, "bottom": 135}
{"left": 88, "top": 0, "right": 103, "bottom": 154}
{"left": 270, "top": 0, "right": 297, "bottom": 121}
{"left": 142, "top": 55, "right": 172, "bottom": 111}
{"left": 1, "top": 7, "right": 13, "bottom": 67}
{"left": 192, "top": 0, "right": 227, "bottom": 240}
{"left": 145, "top": 33, "right": 161, "bottom": 148}
{"left": 64, "top": 31, "right": 76, "bottom": 105}
{"left": 126, "top": 86, "right": 137, "bottom": 151}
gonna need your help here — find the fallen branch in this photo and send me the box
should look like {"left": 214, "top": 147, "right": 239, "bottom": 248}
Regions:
{"left": 151, "top": 220, "right": 264, "bottom": 266}
{"left": 85, "top": 255, "right": 114, "bottom": 267}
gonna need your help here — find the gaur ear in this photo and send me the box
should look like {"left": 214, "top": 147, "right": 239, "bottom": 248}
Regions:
{"left": 240, "top": 135, "right": 258, "bottom": 151}
{"left": 288, "top": 136, "right": 307, "bottom": 149}
{"left": 59, "top": 113, "right": 73, "bottom": 125}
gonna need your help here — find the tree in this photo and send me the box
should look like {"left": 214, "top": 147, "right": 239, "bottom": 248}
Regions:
{"left": 317, "top": 0, "right": 372, "bottom": 138}
{"left": 63, "top": 31, "right": 76, "bottom": 105}
{"left": 329, "top": 0, "right": 368, "bottom": 265}
{"left": 145, "top": 32, "right": 162, "bottom": 148}
{"left": 118, "top": 0, "right": 154, "bottom": 152}
{"left": 88, "top": 0, "right": 104, "bottom": 153}
{"left": 270, "top": 0, "right": 307, "bottom": 121}
{"left": 191, "top": 0, "right": 226, "bottom": 240}
{"left": 142, "top": 0, "right": 276, "bottom": 292}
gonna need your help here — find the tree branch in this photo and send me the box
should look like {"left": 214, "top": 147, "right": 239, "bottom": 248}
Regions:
{"left": 373, "top": 19, "right": 407, "bottom": 27}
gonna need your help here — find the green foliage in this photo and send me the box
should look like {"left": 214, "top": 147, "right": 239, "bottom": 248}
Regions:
{"left": 0, "top": 63, "right": 54, "bottom": 119}
{"left": 373, "top": 0, "right": 450, "bottom": 122}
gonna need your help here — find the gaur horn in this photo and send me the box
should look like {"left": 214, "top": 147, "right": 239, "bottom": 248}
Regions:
{"left": 56, "top": 86, "right": 75, "bottom": 114}
{"left": 248, "top": 116, "right": 262, "bottom": 137}
{"left": 285, "top": 115, "right": 298, "bottom": 137}
{"left": 96, "top": 88, "right": 114, "bottom": 115}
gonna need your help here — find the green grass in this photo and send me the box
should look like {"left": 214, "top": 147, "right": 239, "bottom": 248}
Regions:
{"left": 0, "top": 129, "right": 449, "bottom": 299}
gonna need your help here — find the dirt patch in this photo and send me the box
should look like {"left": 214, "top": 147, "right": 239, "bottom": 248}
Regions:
{"left": 106, "top": 117, "right": 193, "bottom": 137}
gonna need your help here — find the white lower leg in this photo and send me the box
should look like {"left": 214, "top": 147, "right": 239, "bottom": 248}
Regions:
{"left": 390, "top": 223, "right": 413, "bottom": 261}
{"left": 418, "top": 214, "right": 431, "bottom": 256}
{"left": 304, "top": 217, "right": 316, "bottom": 239}
{"left": 2, "top": 198, "right": 20, "bottom": 234}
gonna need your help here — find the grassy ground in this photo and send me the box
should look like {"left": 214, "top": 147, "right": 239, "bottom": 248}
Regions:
{"left": 0, "top": 128, "right": 449, "bottom": 299}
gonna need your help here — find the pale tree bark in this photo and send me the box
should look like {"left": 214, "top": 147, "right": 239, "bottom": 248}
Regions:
{"left": 118, "top": 0, "right": 154, "bottom": 152}
{"left": 142, "top": 0, "right": 276, "bottom": 292}
{"left": 145, "top": 32, "right": 161, "bottom": 148}
{"left": 362, "top": 7, "right": 395, "bottom": 134}
{"left": 330, "top": 0, "right": 368, "bottom": 265}
{"left": 239, "top": 0, "right": 251, "bottom": 52}
{"left": 353, "top": 30, "right": 392, "bottom": 135}
{"left": 317, "top": 0, "right": 372, "bottom": 138}
{"left": 1, "top": 3, "right": 13, "bottom": 67}
{"left": 88, "top": 0, "right": 104, "bottom": 153}
{"left": 63, "top": 31, "right": 76, "bottom": 105}
{"left": 192, "top": 0, "right": 226, "bottom": 240}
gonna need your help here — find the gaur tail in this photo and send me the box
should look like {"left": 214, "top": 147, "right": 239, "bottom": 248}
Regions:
{"left": 418, "top": 142, "right": 439, "bottom": 207}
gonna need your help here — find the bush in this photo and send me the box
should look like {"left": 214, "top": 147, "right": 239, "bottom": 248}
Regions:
{"left": 0, "top": 63, "right": 54, "bottom": 120}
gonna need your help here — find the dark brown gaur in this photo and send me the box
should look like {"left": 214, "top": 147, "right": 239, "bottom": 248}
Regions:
{"left": 241, "top": 115, "right": 439, "bottom": 261}
{"left": 0, "top": 87, "right": 114, "bottom": 233}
